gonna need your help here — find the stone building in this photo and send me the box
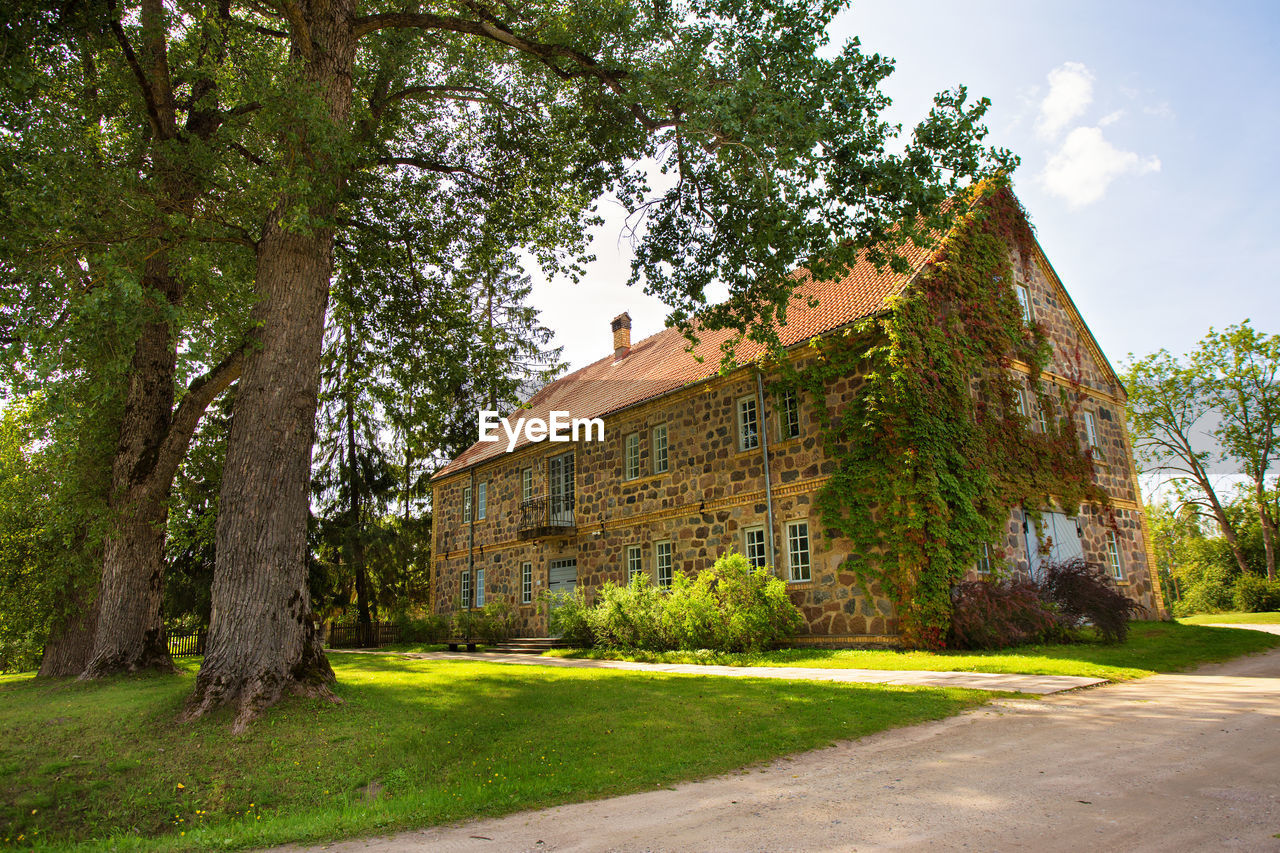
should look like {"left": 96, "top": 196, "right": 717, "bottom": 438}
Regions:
{"left": 430, "top": 203, "right": 1164, "bottom": 644}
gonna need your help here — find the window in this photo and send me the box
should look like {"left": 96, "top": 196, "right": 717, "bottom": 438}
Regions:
{"left": 462, "top": 485, "right": 472, "bottom": 523}
{"left": 738, "top": 395, "right": 759, "bottom": 451}
{"left": 1035, "top": 396, "right": 1050, "bottom": 433}
{"left": 1106, "top": 531, "right": 1124, "bottom": 579}
{"left": 626, "top": 545, "right": 644, "bottom": 582}
{"left": 521, "top": 467, "right": 533, "bottom": 503}
{"left": 779, "top": 390, "right": 800, "bottom": 439}
{"left": 1015, "top": 283, "right": 1033, "bottom": 324}
{"left": 976, "top": 543, "right": 992, "bottom": 574}
{"left": 476, "top": 481, "right": 487, "bottom": 520}
{"left": 521, "top": 562, "right": 533, "bottom": 604}
{"left": 744, "top": 526, "right": 768, "bottom": 569}
{"left": 475, "top": 568, "right": 486, "bottom": 607}
{"left": 460, "top": 570, "right": 472, "bottom": 609}
{"left": 786, "top": 521, "right": 811, "bottom": 582}
{"left": 652, "top": 423, "right": 669, "bottom": 474}
{"left": 1083, "top": 411, "right": 1100, "bottom": 449}
{"left": 624, "top": 432, "right": 640, "bottom": 480}
{"left": 655, "top": 540, "right": 673, "bottom": 589}
{"left": 1014, "top": 387, "right": 1029, "bottom": 418}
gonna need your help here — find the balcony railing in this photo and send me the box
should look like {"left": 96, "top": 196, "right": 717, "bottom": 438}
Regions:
{"left": 518, "top": 494, "right": 575, "bottom": 539}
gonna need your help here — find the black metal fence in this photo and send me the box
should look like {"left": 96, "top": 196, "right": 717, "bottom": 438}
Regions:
{"left": 168, "top": 631, "right": 206, "bottom": 657}
{"left": 326, "top": 622, "right": 402, "bottom": 649}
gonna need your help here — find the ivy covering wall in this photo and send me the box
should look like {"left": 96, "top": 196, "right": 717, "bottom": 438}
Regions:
{"left": 791, "top": 183, "right": 1109, "bottom": 648}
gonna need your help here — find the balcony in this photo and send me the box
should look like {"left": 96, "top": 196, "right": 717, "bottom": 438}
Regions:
{"left": 518, "top": 494, "right": 575, "bottom": 540}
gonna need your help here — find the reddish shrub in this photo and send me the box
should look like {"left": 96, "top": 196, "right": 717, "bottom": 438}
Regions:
{"left": 948, "top": 578, "right": 1072, "bottom": 650}
{"left": 1040, "top": 558, "right": 1144, "bottom": 643}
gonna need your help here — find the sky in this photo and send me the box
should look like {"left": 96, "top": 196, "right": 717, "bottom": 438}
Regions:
{"left": 525, "top": 1, "right": 1280, "bottom": 375}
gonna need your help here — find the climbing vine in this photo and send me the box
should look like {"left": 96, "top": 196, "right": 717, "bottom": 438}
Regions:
{"left": 782, "top": 183, "right": 1108, "bottom": 649}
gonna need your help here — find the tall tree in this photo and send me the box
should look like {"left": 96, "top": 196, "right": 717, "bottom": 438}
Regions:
{"left": 1196, "top": 322, "right": 1280, "bottom": 579}
{"left": 1124, "top": 351, "right": 1251, "bottom": 575}
{"left": 0, "top": 1, "right": 263, "bottom": 675}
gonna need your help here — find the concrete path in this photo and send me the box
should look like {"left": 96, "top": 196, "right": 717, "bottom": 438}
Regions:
{"left": 335, "top": 649, "right": 1104, "bottom": 695}
{"left": 293, "top": 645, "right": 1280, "bottom": 853}
{"left": 1202, "top": 622, "right": 1280, "bottom": 636}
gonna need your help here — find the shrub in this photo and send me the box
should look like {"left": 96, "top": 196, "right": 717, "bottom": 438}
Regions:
{"left": 546, "top": 588, "right": 595, "bottom": 647}
{"left": 1171, "top": 562, "right": 1237, "bottom": 616}
{"left": 393, "top": 610, "right": 449, "bottom": 644}
{"left": 589, "top": 575, "right": 672, "bottom": 650}
{"left": 948, "top": 578, "right": 1072, "bottom": 650}
{"left": 451, "top": 607, "right": 482, "bottom": 640}
{"left": 1233, "top": 573, "right": 1280, "bottom": 613}
{"left": 665, "top": 552, "right": 803, "bottom": 652}
{"left": 553, "top": 551, "right": 804, "bottom": 653}
{"left": 1040, "top": 558, "right": 1145, "bottom": 644}
{"left": 478, "top": 599, "right": 519, "bottom": 644}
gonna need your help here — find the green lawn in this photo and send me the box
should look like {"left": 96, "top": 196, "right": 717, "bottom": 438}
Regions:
{"left": 543, "top": 621, "right": 1280, "bottom": 681}
{"left": 1177, "top": 611, "right": 1280, "bottom": 625}
{"left": 0, "top": 656, "right": 991, "bottom": 850}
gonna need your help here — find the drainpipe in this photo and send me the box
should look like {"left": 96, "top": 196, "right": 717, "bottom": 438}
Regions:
{"left": 468, "top": 469, "right": 476, "bottom": 606}
{"left": 756, "top": 371, "right": 777, "bottom": 569}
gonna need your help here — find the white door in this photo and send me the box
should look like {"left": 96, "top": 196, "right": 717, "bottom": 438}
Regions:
{"left": 1026, "top": 511, "right": 1084, "bottom": 580}
{"left": 548, "top": 559, "right": 577, "bottom": 595}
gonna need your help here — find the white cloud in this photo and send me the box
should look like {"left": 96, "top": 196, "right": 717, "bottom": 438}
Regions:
{"left": 1036, "top": 62, "right": 1094, "bottom": 140}
{"left": 1040, "top": 126, "right": 1161, "bottom": 208}
{"left": 1097, "top": 109, "right": 1125, "bottom": 127}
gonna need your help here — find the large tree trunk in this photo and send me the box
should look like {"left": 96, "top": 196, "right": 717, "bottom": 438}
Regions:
{"left": 1257, "top": 487, "right": 1277, "bottom": 580}
{"left": 185, "top": 225, "right": 340, "bottom": 729}
{"left": 184, "top": 0, "right": 356, "bottom": 730}
{"left": 82, "top": 258, "right": 180, "bottom": 677}
{"left": 39, "top": 584, "right": 101, "bottom": 677}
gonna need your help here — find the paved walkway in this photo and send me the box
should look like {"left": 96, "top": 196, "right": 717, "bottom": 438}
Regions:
{"left": 290, "top": 644, "right": 1280, "bottom": 853}
{"left": 1202, "top": 622, "right": 1280, "bottom": 635}
{"left": 334, "top": 649, "right": 1104, "bottom": 694}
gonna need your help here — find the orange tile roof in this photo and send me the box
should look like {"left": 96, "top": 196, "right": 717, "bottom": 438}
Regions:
{"left": 433, "top": 240, "right": 937, "bottom": 480}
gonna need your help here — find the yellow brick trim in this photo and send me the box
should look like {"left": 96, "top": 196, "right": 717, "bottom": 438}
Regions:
{"left": 1008, "top": 360, "right": 1124, "bottom": 406}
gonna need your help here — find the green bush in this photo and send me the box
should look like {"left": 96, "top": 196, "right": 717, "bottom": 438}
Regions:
{"left": 451, "top": 607, "right": 482, "bottom": 640}
{"left": 1232, "top": 574, "right": 1280, "bottom": 613}
{"left": 546, "top": 588, "right": 595, "bottom": 647}
{"left": 392, "top": 610, "right": 449, "bottom": 643}
{"left": 1170, "top": 562, "right": 1238, "bottom": 616}
{"left": 562, "top": 551, "right": 804, "bottom": 653}
{"left": 478, "top": 599, "right": 519, "bottom": 644}
{"left": 589, "top": 575, "right": 672, "bottom": 650}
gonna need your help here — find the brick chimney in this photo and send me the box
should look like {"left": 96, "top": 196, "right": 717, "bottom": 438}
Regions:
{"left": 611, "top": 312, "right": 631, "bottom": 359}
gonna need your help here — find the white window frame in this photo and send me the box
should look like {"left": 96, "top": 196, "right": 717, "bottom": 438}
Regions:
{"left": 476, "top": 481, "right": 487, "bottom": 520}
{"left": 1015, "top": 282, "right": 1033, "bottom": 325}
{"left": 1035, "top": 395, "right": 1050, "bottom": 433}
{"left": 626, "top": 544, "right": 644, "bottom": 582}
{"left": 786, "top": 520, "right": 812, "bottom": 582}
{"left": 976, "top": 543, "right": 992, "bottom": 574}
{"left": 1106, "top": 531, "right": 1124, "bottom": 580}
{"left": 780, "top": 390, "right": 800, "bottom": 440}
{"left": 475, "top": 568, "right": 486, "bottom": 607}
{"left": 462, "top": 485, "right": 472, "bottom": 523}
{"left": 521, "top": 467, "right": 533, "bottom": 503}
{"left": 738, "top": 395, "right": 759, "bottom": 451}
{"left": 460, "top": 570, "right": 472, "bottom": 609}
{"left": 652, "top": 423, "right": 669, "bottom": 474}
{"left": 655, "top": 540, "right": 673, "bottom": 589}
{"left": 521, "top": 561, "right": 533, "bottom": 604}
{"left": 624, "top": 432, "right": 641, "bottom": 480}
{"left": 744, "top": 525, "right": 768, "bottom": 570}
{"left": 1083, "top": 411, "right": 1100, "bottom": 449}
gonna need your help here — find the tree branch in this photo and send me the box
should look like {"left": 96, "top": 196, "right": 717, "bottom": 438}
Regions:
{"left": 106, "top": 0, "right": 171, "bottom": 140}
{"left": 378, "top": 156, "right": 490, "bottom": 183}
{"left": 154, "top": 344, "right": 247, "bottom": 490}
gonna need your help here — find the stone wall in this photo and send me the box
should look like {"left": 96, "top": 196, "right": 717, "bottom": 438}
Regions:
{"left": 430, "top": 246, "right": 1163, "bottom": 642}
